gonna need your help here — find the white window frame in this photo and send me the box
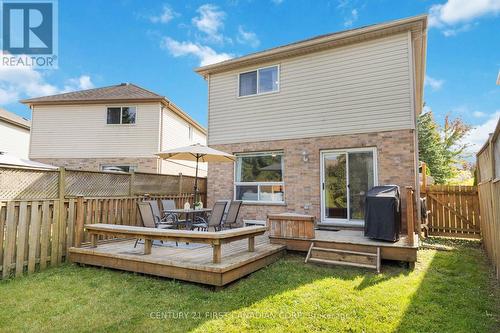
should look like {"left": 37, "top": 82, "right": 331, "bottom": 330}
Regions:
{"left": 106, "top": 106, "right": 137, "bottom": 125}
{"left": 320, "top": 147, "right": 378, "bottom": 225}
{"left": 237, "top": 65, "right": 280, "bottom": 98}
{"left": 234, "top": 151, "right": 285, "bottom": 204}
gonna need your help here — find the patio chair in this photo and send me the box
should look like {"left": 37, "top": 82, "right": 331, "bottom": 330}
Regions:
{"left": 217, "top": 199, "right": 231, "bottom": 221}
{"left": 161, "top": 199, "right": 183, "bottom": 225}
{"left": 222, "top": 200, "right": 242, "bottom": 229}
{"left": 134, "top": 202, "right": 176, "bottom": 248}
{"left": 144, "top": 200, "right": 166, "bottom": 223}
{"left": 191, "top": 201, "right": 227, "bottom": 232}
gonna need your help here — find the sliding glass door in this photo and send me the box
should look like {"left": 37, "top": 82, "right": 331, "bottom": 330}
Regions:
{"left": 321, "top": 148, "right": 377, "bottom": 225}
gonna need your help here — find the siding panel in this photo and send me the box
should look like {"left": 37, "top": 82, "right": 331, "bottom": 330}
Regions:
{"left": 208, "top": 33, "right": 414, "bottom": 144}
{"left": 30, "top": 103, "right": 161, "bottom": 158}
{"left": 160, "top": 109, "right": 207, "bottom": 177}
{"left": 0, "top": 122, "right": 30, "bottom": 158}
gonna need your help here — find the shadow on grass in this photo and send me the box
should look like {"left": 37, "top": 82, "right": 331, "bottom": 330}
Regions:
{"left": 0, "top": 252, "right": 410, "bottom": 333}
{"left": 355, "top": 260, "right": 411, "bottom": 290}
{"left": 395, "top": 241, "right": 500, "bottom": 333}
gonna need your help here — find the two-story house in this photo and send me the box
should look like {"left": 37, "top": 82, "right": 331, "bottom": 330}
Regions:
{"left": 22, "top": 83, "right": 207, "bottom": 176}
{"left": 196, "top": 15, "right": 427, "bottom": 229}
{"left": 0, "top": 108, "right": 31, "bottom": 159}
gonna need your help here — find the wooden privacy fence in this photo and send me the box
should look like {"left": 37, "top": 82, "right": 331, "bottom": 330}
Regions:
{"left": 0, "top": 194, "right": 198, "bottom": 279}
{"left": 0, "top": 165, "right": 207, "bottom": 279}
{"left": 421, "top": 185, "right": 481, "bottom": 239}
{"left": 476, "top": 119, "right": 500, "bottom": 280}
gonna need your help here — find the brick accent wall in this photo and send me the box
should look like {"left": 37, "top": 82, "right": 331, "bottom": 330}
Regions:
{"left": 32, "top": 157, "right": 160, "bottom": 173}
{"left": 208, "top": 129, "right": 417, "bottom": 229}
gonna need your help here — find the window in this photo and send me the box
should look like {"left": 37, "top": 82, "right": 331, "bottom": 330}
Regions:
{"left": 238, "top": 65, "right": 279, "bottom": 97}
{"left": 106, "top": 106, "right": 136, "bottom": 124}
{"left": 188, "top": 126, "right": 193, "bottom": 142}
{"left": 101, "top": 165, "right": 137, "bottom": 173}
{"left": 235, "top": 151, "right": 284, "bottom": 203}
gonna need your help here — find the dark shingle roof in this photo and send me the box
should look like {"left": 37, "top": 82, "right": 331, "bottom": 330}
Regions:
{"left": 20, "top": 83, "right": 164, "bottom": 104}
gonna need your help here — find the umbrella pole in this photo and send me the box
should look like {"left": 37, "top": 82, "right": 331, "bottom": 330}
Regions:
{"left": 194, "top": 154, "right": 199, "bottom": 205}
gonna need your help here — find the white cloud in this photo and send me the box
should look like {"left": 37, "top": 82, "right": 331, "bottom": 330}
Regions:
{"left": 441, "top": 23, "right": 475, "bottom": 36}
{"left": 63, "top": 75, "right": 94, "bottom": 92}
{"left": 192, "top": 4, "right": 227, "bottom": 44}
{"left": 464, "top": 111, "right": 500, "bottom": 154}
{"left": 425, "top": 75, "right": 444, "bottom": 91}
{"left": 236, "top": 26, "right": 260, "bottom": 48}
{"left": 429, "top": 0, "right": 500, "bottom": 35}
{"left": 149, "top": 5, "right": 178, "bottom": 24}
{"left": 0, "top": 66, "right": 93, "bottom": 104}
{"left": 344, "top": 9, "right": 359, "bottom": 27}
{"left": 160, "top": 37, "right": 233, "bottom": 66}
{"left": 337, "top": 0, "right": 350, "bottom": 9}
{"left": 473, "top": 111, "right": 486, "bottom": 118}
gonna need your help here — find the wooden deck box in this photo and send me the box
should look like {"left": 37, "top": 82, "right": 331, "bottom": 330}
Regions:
{"left": 268, "top": 213, "right": 315, "bottom": 239}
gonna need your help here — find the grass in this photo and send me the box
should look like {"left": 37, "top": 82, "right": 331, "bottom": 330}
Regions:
{"left": 1, "top": 239, "right": 498, "bottom": 333}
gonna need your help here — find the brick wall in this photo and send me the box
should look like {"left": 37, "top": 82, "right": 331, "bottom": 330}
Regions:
{"left": 32, "top": 157, "right": 159, "bottom": 173}
{"left": 208, "top": 129, "right": 417, "bottom": 229}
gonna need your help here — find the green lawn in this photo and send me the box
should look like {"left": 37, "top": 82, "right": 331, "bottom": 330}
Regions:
{"left": 1, "top": 239, "right": 498, "bottom": 333}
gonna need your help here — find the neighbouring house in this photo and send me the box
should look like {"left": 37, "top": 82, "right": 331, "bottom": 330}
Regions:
{"left": 0, "top": 108, "right": 31, "bottom": 159}
{"left": 196, "top": 15, "right": 427, "bottom": 229}
{"left": 21, "top": 83, "right": 207, "bottom": 176}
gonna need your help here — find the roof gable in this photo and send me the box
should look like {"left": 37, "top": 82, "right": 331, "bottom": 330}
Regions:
{"left": 20, "top": 83, "right": 164, "bottom": 105}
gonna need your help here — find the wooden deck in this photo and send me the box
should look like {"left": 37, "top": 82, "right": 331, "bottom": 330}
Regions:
{"left": 270, "top": 229, "right": 418, "bottom": 263}
{"left": 69, "top": 235, "right": 285, "bottom": 287}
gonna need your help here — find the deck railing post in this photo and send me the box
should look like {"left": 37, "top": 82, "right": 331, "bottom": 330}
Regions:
{"left": 405, "top": 186, "right": 415, "bottom": 247}
{"left": 129, "top": 171, "right": 135, "bottom": 196}
{"left": 178, "top": 172, "right": 183, "bottom": 195}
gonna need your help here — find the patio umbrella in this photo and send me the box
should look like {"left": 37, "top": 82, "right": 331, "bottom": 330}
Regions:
{"left": 155, "top": 144, "right": 236, "bottom": 203}
{"left": 0, "top": 151, "right": 58, "bottom": 169}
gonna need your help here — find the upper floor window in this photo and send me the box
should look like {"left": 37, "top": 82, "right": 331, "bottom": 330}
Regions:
{"left": 188, "top": 125, "right": 193, "bottom": 142}
{"left": 107, "top": 106, "right": 136, "bottom": 124}
{"left": 239, "top": 65, "right": 279, "bottom": 97}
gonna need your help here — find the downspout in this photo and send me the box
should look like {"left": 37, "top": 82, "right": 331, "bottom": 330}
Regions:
{"left": 158, "top": 104, "right": 164, "bottom": 174}
{"left": 407, "top": 30, "right": 423, "bottom": 231}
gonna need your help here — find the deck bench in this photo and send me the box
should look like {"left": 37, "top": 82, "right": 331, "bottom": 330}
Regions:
{"left": 84, "top": 224, "right": 267, "bottom": 263}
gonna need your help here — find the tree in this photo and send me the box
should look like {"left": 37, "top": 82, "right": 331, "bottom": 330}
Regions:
{"left": 442, "top": 115, "right": 473, "bottom": 169}
{"left": 417, "top": 111, "right": 472, "bottom": 184}
{"left": 418, "top": 111, "right": 448, "bottom": 183}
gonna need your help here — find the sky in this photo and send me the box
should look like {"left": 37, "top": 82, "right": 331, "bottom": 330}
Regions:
{"left": 1, "top": 0, "right": 499, "bottom": 154}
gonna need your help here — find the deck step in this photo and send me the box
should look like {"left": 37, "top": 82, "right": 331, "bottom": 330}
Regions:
{"left": 306, "top": 242, "right": 381, "bottom": 273}
{"left": 311, "top": 247, "right": 377, "bottom": 257}
{"left": 308, "top": 258, "right": 377, "bottom": 270}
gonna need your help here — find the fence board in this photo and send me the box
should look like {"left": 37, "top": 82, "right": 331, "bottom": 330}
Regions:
{"left": 28, "top": 202, "right": 41, "bottom": 274}
{"left": 15, "top": 202, "right": 29, "bottom": 277}
{"left": 39, "top": 201, "right": 51, "bottom": 270}
{"left": 0, "top": 203, "right": 5, "bottom": 272}
{"left": 2, "top": 202, "right": 16, "bottom": 278}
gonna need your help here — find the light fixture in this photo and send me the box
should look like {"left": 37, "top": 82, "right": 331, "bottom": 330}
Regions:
{"left": 302, "top": 151, "right": 309, "bottom": 162}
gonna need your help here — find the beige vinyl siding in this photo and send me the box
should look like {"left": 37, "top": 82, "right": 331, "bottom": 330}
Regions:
{"left": 160, "top": 108, "right": 207, "bottom": 177}
{"left": 208, "top": 33, "right": 414, "bottom": 145}
{"left": 30, "top": 102, "right": 161, "bottom": 158}
{"left": 0, "top": 121, "right": 30, "bottom": 159}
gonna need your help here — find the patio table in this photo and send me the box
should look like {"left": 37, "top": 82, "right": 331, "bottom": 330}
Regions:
{"left": 163, "top": 208, "right": 212, "bottom": 230}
